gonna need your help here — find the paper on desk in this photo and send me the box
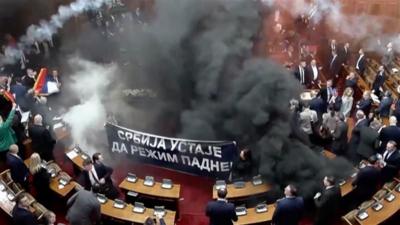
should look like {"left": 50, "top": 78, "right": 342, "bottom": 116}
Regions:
{"left": 66, "top": 150, "right": 78, "bottom": 159}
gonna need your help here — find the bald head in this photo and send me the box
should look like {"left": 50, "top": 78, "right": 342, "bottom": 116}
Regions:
{"left": 9, "top": 144, "right": 19, "bottom": 154}
{"left": 33, "top": 114, "right": 43, "bottom": 125}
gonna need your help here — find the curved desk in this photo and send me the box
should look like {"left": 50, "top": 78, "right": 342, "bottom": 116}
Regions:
{"left": 234, "top": 205, "right": 276, "bottom": 225}
{"left": 119, "top": 178, "right": 181, "bottom": 200}
{"left": 212, "top": 182, "right": 271, "bottom": 200}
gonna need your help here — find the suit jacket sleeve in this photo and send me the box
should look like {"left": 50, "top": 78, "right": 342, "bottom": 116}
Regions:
{"left": 230, "top": 204, "right": 238, "bottom": 222}
{"left": 3, "top": 109, "right": 15, "bottom": 128}
{"left": 67, "top": 192, "right": 78, "bottom": 208}
{"left": 272, "top": 202, "right": 280, "bottom": 224}
{"left": 314, "top": 191, "right": 328, "bottom": 208}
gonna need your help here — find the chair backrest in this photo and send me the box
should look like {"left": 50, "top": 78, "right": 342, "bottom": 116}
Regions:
{"left": 342, "top": 209, "right": 359, "bottom": 225}
{"left": 373, "top": 189, "right": 388, "bottom": 201}
{"left": 9, "top": 182, "right": 23, "bottom": 197}
{"left": 384, "top": 180, "right": 398, "bottom": 191}
{"left": 32, "top": 202, "right": 48, "bottom": 220}
{"left": 358, "top": 200, "right": 374, "bottom": 211}
{"left": 22, "top": 192, "right": 36, "bottom": 206}
{"left": 0, "top": 169, "right": 13, "bottom": 185}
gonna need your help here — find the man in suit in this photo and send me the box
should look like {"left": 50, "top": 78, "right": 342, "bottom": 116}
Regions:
{"left": 314, "top": 176, "right": 341, "bottom": 225}
{"left": 352, "top": 155, "right": 381, "bottom": 206}
{"left": 307, "top": 59, "right": 321, "bottom": 88}
{"left": 66, "top": 184, "right": 101, "bottom": 225}
{"left": 272, "top": 185, "right": 304, "bottom": 225}
{"left": 28, "top": 114, "right": 55, "bottom": 161}
{"left": 331, "top": 114, "right": 348, "bottom": 156}
{"left": 309, "top": 90, "right": 325, "bottom": 119}
{"left": 379, "top": 116, "right": 400, "bottom": 152}
{"left": 355, "top": 48, "right": 366, "bottom": 76}
{"left": 356, "top": 120, "right": 381, "bottom": 161}
{"left": 380, "top": 141, "right": 400, "bottom": 182}
{"left": 12, "top": 193, "right": 38, "bottom": 225}
{"left": 206, "top": 188, "right": 237, "bottom": 225}
{"left": 77, "top": 158, "right": 97, "bottom": 191}
{"left": 318, "top": 79, "right": 336, "bottom": 112}
{"left": 372, "top": 65, "right": 386, "bottom": 97}
{"left": 6, "top": 144, "right": 29, "bottom": 188}
{"left": 294, "top": 61, "right": 307, "bottom": 86}
{"left": 348, "top": 110, "right": 369, "bottom": 163}
{"left": 340, "top": 42, "right": 351, "bottom": 65}
{"left": 356, "top": 91, "right": 373, "bottom": 116}
{"left": 92, "top": 152, "right": 119, "bottom": 199}
{"left": 381, "top": 42, "right": 395, "bottom": 70}
{"left": 329, "top": 51, "right": 341, "bottom": 80}
{"left": 377, "top": 91, "right": 393, "bottom": 118}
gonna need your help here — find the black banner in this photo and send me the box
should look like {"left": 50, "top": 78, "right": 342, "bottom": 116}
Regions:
{"left": 105, "top": 123, "right": 237, "bottom": 179}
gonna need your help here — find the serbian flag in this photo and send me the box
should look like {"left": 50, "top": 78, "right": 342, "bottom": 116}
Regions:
{"left": 33, "top": 68, "right": 48, "bottom": 95}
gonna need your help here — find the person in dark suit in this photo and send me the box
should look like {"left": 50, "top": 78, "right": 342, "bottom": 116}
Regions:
{"left": 28, "top": 153, "right": 52, "bottom": 208}
{"left": 355, "top": 48, "right": 366, "bottom": 76}
{"left": 328, "top": 51, "right": 341, "bottom": 80}
{"left": 352, "top": 155, "right": 381, "bottom": 206}
{"left": 381, "top": 42, "right": 395, "bottom": 70}
{"left": 372, "top": 65, "right": 386, "bottom": 97}
{"left": 231, "top": 148, "right": 254, "bottom": 181}
{"left": 92, "top": 152, "right": 119, "bottom": 199}
{"left": 331, "top": 114, "right": 348, "bottom": 156}
{"left": 348, "top": 110, "right": 369, "bottom": 163}
{"left": 379, "top": 116, "right": 400, "bottom": 152}
{"left": 28, "top": 114, "right": 55, "bottom": 161}
{"left": 6, "top": 144, "right": 29, "bottom": 188}
{"left": 12, "top": 193, "right": 38, "bottom": 225}
{"left": 380, "top": 141, "right": 400, "bottom": 182}
{"left": 206, "top": 188, "right": 238, "bottom": 225}
{"left": 66, "top": 184, "right": 101, "bottom": 225}
{"left": 306, "top": 59, "right": 322, "bottom": 88}
{"left": 356, "top": 91, "right": 373, "bottom": 115}
{"left": 377, "top": 91, "right": 393, "bottom": 118}
{"left": 272, "top": 184, "right": 304, "bottom": 225}
{"left": 314, "top": 176, "right": 341, "bottom": 225}
{"left": 293, "top": 61, "right": 308, "bottom": 86}
{"left": 77, "top": 158, "right": 96, "bottom": 191}
{"left": 318, "top": 80, "right": 336, "bottom": 112}
{"left": 356, "top": 120, "right": 381, "bottom": 161}
{"left": 309, "top": 91, "right": 325, "bottom": 119}
{"left": 339, "top": 42, "right": 351, "bottom": 65}
{"left": 344, "top": 72, "right": 358, "bottom": 89}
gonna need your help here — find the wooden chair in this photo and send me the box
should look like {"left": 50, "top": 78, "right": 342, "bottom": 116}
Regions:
{"left": 342, "top": 209, "right": 359, "bottom": 225}
{"left": 373, "top": 189, "right": 388, "bottom": 201}
{"left": 23, "top": 192, "right": 36, "bottom": 205}
{"left": 31, "top": 202, "right": 48, "bottom": 220}
{"left": 0, "top": 169, "right": 13, "bottom": 185}
{"left": 383, "top": 180, "right": 399, "bottom": 191}
{"left": 8, "top": 182, "right": 24, "bottom": 197}
{"left": 358, "top": 200, "right": 374, "bottom": 211}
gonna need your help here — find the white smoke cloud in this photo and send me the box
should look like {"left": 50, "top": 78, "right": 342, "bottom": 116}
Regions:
{"left": 0, "top": 0, "right": 112, "bottom": 65}
{"left": 62, "top": 57, "right": 117, "bottom": 154}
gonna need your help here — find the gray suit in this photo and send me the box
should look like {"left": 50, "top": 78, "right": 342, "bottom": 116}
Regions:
{"left": 66, "top": 189, "right": 101, "bottom": 225}
{"left": 356, "top": 127, "right": 379, "bottom": 160}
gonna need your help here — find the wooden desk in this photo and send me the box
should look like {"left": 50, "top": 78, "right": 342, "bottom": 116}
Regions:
{"left": 321, "top": 150, "right": 336, "bottom": 159}
{"left": 340, "top": 176, "right": 356, "bottom": 197}
{"left": 101, "top": 199, "right": 176, "bottom": 225}
{"left": 356, "top": 190, "right": 400, "bottom": 225}
{"left": 65, "top": 149, "right": 84, "bottom": 170}
{"left": 234, "top": 205, "right": 276, "bottom": 225}
{"left": 212, "top": 182, "right": 271, "bottom": 199}
{"left": 119, "top": 179, "right": 181, "bottom": 200}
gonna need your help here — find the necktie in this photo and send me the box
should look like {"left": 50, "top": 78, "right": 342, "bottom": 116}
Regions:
{"left": 300, "top": 67, "right": 304, "bottom": 84}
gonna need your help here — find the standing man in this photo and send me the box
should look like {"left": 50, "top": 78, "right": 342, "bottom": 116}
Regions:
{"left": 381, "top": 42, "right": 394, "bottom": 71}
{"left": 92, "top": 152, "right": 119, "bottom": 199}
{"left": 28, "top": 114, "right": 55, "bottom": 161}
{"left": 314, "top": 176, "right": 341, "bottom": 225}
{"left": 331, "top": 114, "right": 348, "bottom": 156}
{"left": 355, "top": 49, "right": 366, "bottom": 76}
{"left": 372, "top": 65, "right": 386, "bottom": 97}
{"left": 307, "top": 59, "right": 321, "bottom": 88}
{"left": 66, "top": 184, "right": 101, "bottom": 225}
{"left": 272, "top": 185, "right": 304, "bottom": 225}
{"left": 6, "top": 144, "right": 29, "bottom": 188}
{"left": 380, "top": 141, "right": 400, "bottom": 182}
{"left": 12, "top": 193, "right": 38, "bottom": 225}
{"left": 329, "top": 51, "right": 341, "bottom": 80}
{"left": 294, "top": 61, "right": 307, "bottom": 86}
{"left": 206, "top": 188, "right": 237, "bottom": 225}
{"left": 379, "top": 116, "right": 400, "bottom": 151}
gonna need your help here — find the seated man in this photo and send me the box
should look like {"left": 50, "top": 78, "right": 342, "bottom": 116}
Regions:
{"left": 12, "top": 193, "right": 38, "bottom": 225}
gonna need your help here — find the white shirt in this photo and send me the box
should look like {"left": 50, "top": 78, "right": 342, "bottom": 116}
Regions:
{"left": 88, "top": 167, "right": 100, "bottom": 185}
{"left": 383, "top": 150, "right": 395, "bottom": 162}
{"left": 311, "top": 65, "right": 318, "bottom": 80}
{"left": 299, "top": 66, "right": 305, "bottom": 84}
{"left": 356, "top": 54, "right": 364, "bottom": 69}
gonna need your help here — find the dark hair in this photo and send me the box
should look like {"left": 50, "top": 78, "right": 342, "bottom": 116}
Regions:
{"left": 217, "top": 188, "right": 228, "bottom": 199}
{"left": 325, "top": 176, "right": 336, "bottom": 185}
{"left": 144, "top": 217, "right": 155, "bottom": 225}
{"left": 240, "top": 148, "right": 251, "bottom": 160}
{"left": 92, "top": 183, "right": 101, "bottom": 194}
{"left": 288, "top": 184, "right": 298, "bottom": 196}
{"left": 15, "top": 192, "right": 27, "bottom": 205}
{"left": 82, "top": 158, "right": 93, "bottom": 166}
{"left": 368, "top": 155, "right": 378, "bottom": 164}
{"left": 92, "top": 152, "right": 101, "bottom": 163}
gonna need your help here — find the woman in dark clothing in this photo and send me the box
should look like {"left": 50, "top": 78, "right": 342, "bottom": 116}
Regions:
{"left": 231, "top": 148, "right": 254, "bottom": 181}
{"left": 28, "top": 153, "right": 52, "bottom": 208}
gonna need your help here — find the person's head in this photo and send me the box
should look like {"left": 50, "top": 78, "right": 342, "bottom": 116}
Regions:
{"left": 389, "top": 116, "right": 397, "bottom": 126}
{"left": 27, "top": 68, "right": 35, "bottom": 77}
{"left": 29, "top": 153, "right": 42, "bottom": 175}
{"left": 368, "top": 155, "right": 378, "bottom": 166}
{"left": 82, "top": 158, "right": 93, "bottom": 171}
{"left": 344, "top": 42, "right": 350, "bottom": 48}
{"left": 343, "top": 87, "right": 354, "bottom": 97}
{"left": 51, "top": 69, "right": 58, "bottom": 77}
{"left": 327, "top": 79, "right": 333, "bottom": 87}
{"left": 239, "top": 148, "right": 251, "bottom": 161}
{"left": 356, "top": 110, "right": 365, "bottom": 120}
{"left": 359, "top": 48, "right": 364, "bottom": 55}
{"left": 300, "top": 61, "right": 306, "bottom": 68}
{"left": 91, "top": 183, "right": 101, "bottom": 194}
{"left": 43, "top": 211, "right": 56, "bottom": 225}
{"left": 369, "top": 120, "right": 382, "bottom": 131}
{"left": 387, "top": 42, "right": 393, "bottom": 49}
{"left": 363, "top": 91, "right": 371, "bottom": 99}
{"left": 217, "top": 188, "right": 228, "bottom": 199}
{"left": 16, "top": 193, "right": 30, "bottom": 208}
{"left": 386, "top": 141, "right": 397, "bottom": 152}
{"left": 92, "top": 152, "right": 103, "bottom": 164}
{"left": 323, "top": 176, "right": 336, "bottom": 187}
{"left": 331, "top": 39, "right": 336, "bottom": 45}
{"left": 33, "top": 114, "right": 43, "bottom": 125}
{"left": 379, "top": 65, "right": 384, "bottom": 71}
{"left": 9, "top": 144, "right": 19, "bottom": 154}
{"left": 311, "top": 59, "right": 317, "bottom": 66}
{"left": 284, "top": 184, "right": 297, "bottom": 197}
